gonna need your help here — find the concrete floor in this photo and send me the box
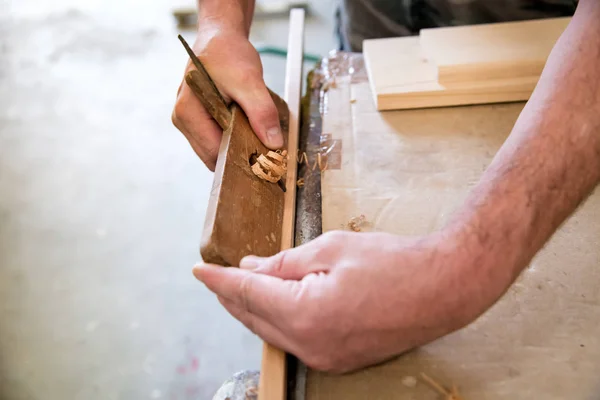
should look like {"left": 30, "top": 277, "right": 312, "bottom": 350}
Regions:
{"left": 0, "top": 1, "right": 335, "bottom": 399}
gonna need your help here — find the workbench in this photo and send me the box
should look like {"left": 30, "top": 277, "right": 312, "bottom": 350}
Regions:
{"left": 214, "top": 51, "right": 600, "bottom": 400}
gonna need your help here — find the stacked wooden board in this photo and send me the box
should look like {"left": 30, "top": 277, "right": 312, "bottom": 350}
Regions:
{"left": 363, "top": 17, "right": 570, "bottom": 111}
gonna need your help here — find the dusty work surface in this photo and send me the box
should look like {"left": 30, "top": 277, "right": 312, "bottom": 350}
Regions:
{"left": 306, "top": 54, "right": 600, "bottom": 399}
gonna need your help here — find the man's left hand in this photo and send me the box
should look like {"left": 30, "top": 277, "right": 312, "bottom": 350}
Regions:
{"left": 193, "top": 230, "right": 508, "bottom": 373}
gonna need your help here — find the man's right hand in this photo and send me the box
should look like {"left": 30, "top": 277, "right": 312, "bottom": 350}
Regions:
{"left": 172, "top": 22, "right": 283, "bottom": 171}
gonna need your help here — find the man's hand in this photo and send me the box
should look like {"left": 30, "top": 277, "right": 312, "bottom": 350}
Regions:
{"left": 193, "top": 231, "right": 512, "bottom": 373}
{"left": 172, "top": 21, "right": 282, "bottom": 171}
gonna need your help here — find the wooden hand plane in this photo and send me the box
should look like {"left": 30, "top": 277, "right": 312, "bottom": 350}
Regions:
{"left": 178, "top": 35, "right": 290, "bottom": 267}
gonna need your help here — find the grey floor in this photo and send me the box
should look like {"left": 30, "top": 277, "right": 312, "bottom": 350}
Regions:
{"left": 0, "top": 1, "right": 335, "bottom": 399}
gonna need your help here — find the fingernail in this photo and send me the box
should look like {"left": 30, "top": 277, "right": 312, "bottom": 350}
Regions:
{"left": 240, "top": 256, "right": 262, "bottom": 270}
{"left": 192, "top": 263, "right": 214, "bottom": 281}
{"left": 265, "top": 127, "right": 284, "bottom": 148}
{"left": 192, "top": 265, "right": 205, "bottom": 281}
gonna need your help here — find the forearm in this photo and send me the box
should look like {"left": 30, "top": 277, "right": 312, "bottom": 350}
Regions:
{"left": 448, "top": 0, "right": 600, "bottom": 300}
{"left": 197, "top": 0, "right": 256, "bottom": 36}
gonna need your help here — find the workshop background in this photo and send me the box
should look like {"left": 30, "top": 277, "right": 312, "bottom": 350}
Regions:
{"left": 0, "top": 0, "right": 335, "bottom": 399}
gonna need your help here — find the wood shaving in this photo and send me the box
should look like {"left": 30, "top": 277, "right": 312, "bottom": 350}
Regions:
{"left": 245, "top": 386, "right": 258, "bottom": 399}
{"left": 311, "top": 153, "right": 329, "bottom": 172}
{"left": 317, "top": 153, "right": 328, "bottom": 171}
{"left": 347, "top": 214, "right": 367, "bottom": 232}
{"left": 297, "top": 150, "right": 310, "bottom": 167}
{"left": 420, "top": 373, "right": 464, "bottom": 400}
{"left": 297, "top": 178, "right": 305, "bottom": 187}
{"left": 322, "top": 78, "right": 337, "bottom": 92}
{"left": 251, "top": 150, "right": 288, "bottom": 183}
{"left": 401, "top": 375, "right": 417, "bottom": 388}
{"left": 350, "top": 99, "right": 357, "bottom": 104}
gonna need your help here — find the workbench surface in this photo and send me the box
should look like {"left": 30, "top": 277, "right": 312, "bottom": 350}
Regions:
{"left": 300, "top": 53, "right": 600, "bottom": 400}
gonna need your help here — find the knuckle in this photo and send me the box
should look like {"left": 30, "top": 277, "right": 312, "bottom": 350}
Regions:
{"left": 322, "top": 230, "right": 345, "bottom": 243}
{"left": 237, "top": 68, "right": 262, "bottom": 85}
{"left": 316, "top": 231, "right": 346, "bottom": 252}
{"left": 171, "top": 108, "right": 181, "bottom": 129}
{"left": 238, "top": 273, "right": 254, "bottom": 313}
{"left": 203, "top": 140, "right": 220, "bottom": 161}
{"left": 171, "top": 97, "right": 187, "bottom": 127}
{"left": 267, "top": 250, "right": 288, "bottom": 275}
{"left": 304, "top": 353, "right": 338, "bottom": 373}
{"left": 253, "top": 102, "right": 278, "bottom": 121}
{"left": 291, "top": 313, "right": 318, "bottom": 340}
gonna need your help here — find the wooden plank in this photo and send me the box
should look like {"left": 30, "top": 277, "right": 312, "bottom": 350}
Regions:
{"left": 258, "top": 8, "right": 305, "bottom": 400}
{"left": 363, "top": 36, "right": 538, "bottom": 111}
{"left": 420, "top": 17, "right": 570, "bottom": 84}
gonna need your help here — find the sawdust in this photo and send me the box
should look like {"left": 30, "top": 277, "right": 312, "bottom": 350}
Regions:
{"left": 347, "top": 214, "right": 367, "bottom": 232}
{"left": 401, "top": 375, "right": 417, "bottom": 388}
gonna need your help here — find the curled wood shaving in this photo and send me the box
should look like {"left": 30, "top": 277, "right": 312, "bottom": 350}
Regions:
{"left": 297, "top": 150, "right": 309, "bottom": 167}
{"left": 317, "top": 153, "right": 328, "bottom": 171}
{"left": 257, "top": 154, "right": 285, "bottom": 176}
{"left": 311, "top": 152, "right": 329, "bottom": 172}
{"left": 420, "top": 373, "right": 463, "bottom": 400}
{"left": 245, "top": 386, "right": 258, "bottom": 400}
{"left": 297, "top": 178, "right": 305, "bottom": 188}
{"left": 348, "top": 214, "right": 366, "bottom": 232}
{"left": 251, "top": 150, "right": 288, "bottom": 183}
{"left": 296, "top": 150, "right": 329, "bottom": 172}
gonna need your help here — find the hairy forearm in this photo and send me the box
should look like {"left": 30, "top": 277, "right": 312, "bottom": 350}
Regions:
{"left": 448, "top": 0, "right": 600, "bottom": 301}
{"left": 197, "top": 0, "right": 255, "bottom": 36}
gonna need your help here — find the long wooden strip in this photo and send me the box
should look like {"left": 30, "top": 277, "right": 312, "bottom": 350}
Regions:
{"left": 258, "top": 8, "right": 305, "bottom": 400}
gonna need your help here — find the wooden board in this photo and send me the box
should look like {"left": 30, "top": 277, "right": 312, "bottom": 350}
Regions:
{"left": 420, "top": 17, "right": 570, "bottom": 84}
{"left": 258, "top": 8, "right": 305, "bottom": 400}
{"left": 200, "top": 92, "right": 290, "bottom": 267}
{"left": 363, "top": 36, "right": 538, "bottom": 111}
{"left": 306, "top": 56, "right": 600, "bottom": 400}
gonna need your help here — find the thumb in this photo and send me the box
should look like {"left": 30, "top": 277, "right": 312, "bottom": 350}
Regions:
{"left": 240, "top": 247, "right": 327, "bottom": 281}
{"left": 232, "top": 84, "right": 284, "bottom": 150}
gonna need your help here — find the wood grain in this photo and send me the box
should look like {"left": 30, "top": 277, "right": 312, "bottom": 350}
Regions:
{"left": 200, "top": 89, "right": 290, "bottom": 267}
{"left": 258, "top": 8, "right": 305, "bottom": 400}
{"left": 363, "top": 36, "right": 539, "bottom": 111}
{"left": 420, "top": 17, "right": 570, "bottom": 85}
{"left": 185, "top": 70, "right": 231, "bottom": 131}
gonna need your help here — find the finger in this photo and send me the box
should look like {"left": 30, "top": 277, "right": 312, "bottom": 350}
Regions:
{"left": 229, "top": 82, "right": 283, "bottom": 150}
{"left": 174, "top": 116, "right": 218, "bottom": 171}
{"left": 217, "top": 295, "right": 298, "bottom": 354}
{"left": 172, "top": 83, "right": 222, "bottom": 170}
{"left": 193, "top": 263, "right": 297, "bottom": 321}
{"left": 240, "top": 246, "right": 329, "bottom": 281}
